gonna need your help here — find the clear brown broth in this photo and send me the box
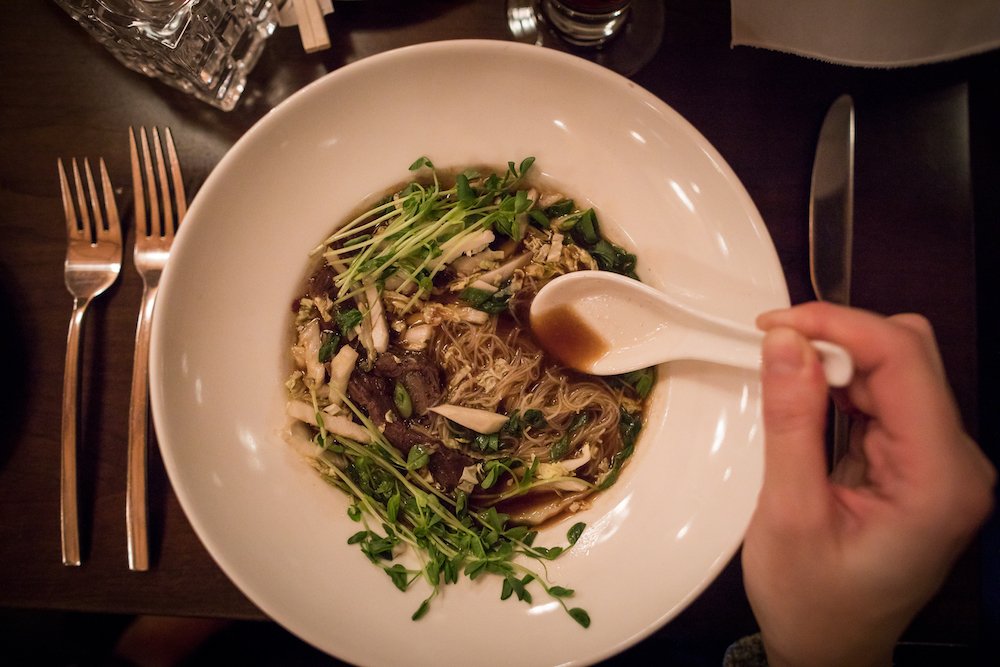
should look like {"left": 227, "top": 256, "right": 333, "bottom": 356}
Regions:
{"left": 529, "top": 304, "right": 609, "bottom": 372}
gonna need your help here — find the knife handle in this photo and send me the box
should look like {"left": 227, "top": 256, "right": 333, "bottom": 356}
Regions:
{"left": 831, "top": 406, "right": 851, "bottom": 468}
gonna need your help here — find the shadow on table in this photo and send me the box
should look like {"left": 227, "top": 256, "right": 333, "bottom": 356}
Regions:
{"left": 0, "top": 261, "right": 30, "bottom": 471}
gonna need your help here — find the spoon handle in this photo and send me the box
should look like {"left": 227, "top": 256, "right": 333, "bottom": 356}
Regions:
{"left": 663, "top": 299, "right": 854, "bottom": 387}
{"left": 665, "top": 320, "right": 854, "bottom": 387}
{"left": 697, "top": 320, "right": 853, "bottom": 387}
{"left": 806, "top": 338, "right": 853, "bottom": 387}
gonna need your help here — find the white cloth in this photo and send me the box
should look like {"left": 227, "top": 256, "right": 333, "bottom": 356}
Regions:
{"left": 731, "top": 0, "right": 1000, "bottom": 67}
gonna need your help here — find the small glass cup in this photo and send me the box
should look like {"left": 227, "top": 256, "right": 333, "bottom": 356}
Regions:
{"left": 507, "top": 0, "right": 662, "bottom": 76}
{"left": 54, "top": 0, "right": 279, "bottom": 111}
{"left": 541, "top": 0, "right": 631, "bottom": 47}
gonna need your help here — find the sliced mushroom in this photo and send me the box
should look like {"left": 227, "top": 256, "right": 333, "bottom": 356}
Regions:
{"left": 478, "top": 252, "right": 532, "bottom": 286}
{"left": 428, "top": 404, "right": 508, "bottom": 434}
{"left": 286, "top": 400, "right": 373, "bottom": 443}
{"left": 327, "top": 345, "right": 359, "bottom": 406}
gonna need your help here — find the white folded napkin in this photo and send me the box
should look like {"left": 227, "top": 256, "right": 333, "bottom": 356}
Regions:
{"left": 731, "top": 0, "right": 1000, "bottom": 67}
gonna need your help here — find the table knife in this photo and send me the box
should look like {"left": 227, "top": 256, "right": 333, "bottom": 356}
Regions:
{"left": 809, "top": 94, "right": 855, "bottom": 464}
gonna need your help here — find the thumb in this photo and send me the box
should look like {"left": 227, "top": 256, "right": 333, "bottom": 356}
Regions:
{"left": 759, "top": 327, "right": 831, "bottom": 501}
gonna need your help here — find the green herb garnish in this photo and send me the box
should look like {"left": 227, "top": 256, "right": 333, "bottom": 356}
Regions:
{"left": 319, "top": 157, "right": 541, "bottom": 315}
{"left": 471, "top": 431, "right": 501, "bottom": 453}
{"left": 615, "top": 367, "right": 655, "bottom": 399}
{"left": 459, "top": 286, "right": 512, "bottom": 315}
{"left": 544, "top": 199, "right": 576, "bottom": 218}
{"left": 336, "top": 308, "right": 363, "bottom": 337}
{"left": 313, "top": 394, "right": 591, "bottom": 627}
{"left": 598, "top": 408, "right": 642, "bottom": 490}
{"left": 318, "top": 331, "right": 339, "bottom": 363}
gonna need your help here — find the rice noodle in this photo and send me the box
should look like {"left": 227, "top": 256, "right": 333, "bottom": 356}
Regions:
{"left": 429, "top": 314, "right": 625, "bottom": 478}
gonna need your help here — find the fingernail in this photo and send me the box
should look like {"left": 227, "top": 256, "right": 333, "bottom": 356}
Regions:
{"left": 762, "top": 328, "right": 806, "bottom": 376}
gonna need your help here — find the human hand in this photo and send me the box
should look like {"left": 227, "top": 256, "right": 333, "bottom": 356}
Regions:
{"left": 741, "top": 302, "right": 995, "bottom": 667}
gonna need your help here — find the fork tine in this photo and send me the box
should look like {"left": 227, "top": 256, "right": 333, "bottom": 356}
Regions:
{"left": 82, "top": 158, "right": 105, "bottom": 238}
{"left": 129, "top": 127, "right": 148, "bottom": 238}
{"left": 138, "top": 127, "right": 161, "bottom": 238}
{"left": 151, "top": 128, "right": 174, "bottom": 237}
{"left": 58, "top": 158, "right": 84, "bottom": 240}
{"left": 71, "top": 159, "right": 94, "bottom": 244}
{"left": 164, "top": 127, "right": 186, "bottom": 236}
{"left": 95, "top": 158, "right": 121, "bottom": 244}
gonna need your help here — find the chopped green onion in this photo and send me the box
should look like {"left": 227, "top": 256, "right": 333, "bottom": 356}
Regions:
{"left": 393, "top": 381, "right": 413, "bottom": 418}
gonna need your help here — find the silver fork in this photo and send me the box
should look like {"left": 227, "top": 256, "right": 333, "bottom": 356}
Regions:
{"left": 59, "top": 157, "right": 123, "bottom": 566}
{"left": 127, "top": 127, "right": 186, "bottom": 571}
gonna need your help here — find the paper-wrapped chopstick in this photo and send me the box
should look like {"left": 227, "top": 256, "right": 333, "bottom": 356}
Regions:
{"left": 278, "top": 0, "right": 332, "bottom": 53}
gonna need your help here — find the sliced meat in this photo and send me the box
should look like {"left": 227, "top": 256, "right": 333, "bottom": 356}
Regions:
{"left": 306, "top": 263, "right": 337, "bottom": 299}
{"left": 347, "top": 371, "right": 394, "bottom": 420}
{"left": 347, "top": 371, "right": 429, "bottom": 453}
{"left": 372, "top": 348, "right": 444, "bottom": 416}
{"left": 428, "top": 447, "right": 474, "bottom": 491}
{"left": 400, "top": 371, "right": 442, "bottom": 417}
{"left": 432, "top": 267, "right": 457, "bottom": 288}
{"left": 383, "top": 421, "right": 429, "bottom": 454}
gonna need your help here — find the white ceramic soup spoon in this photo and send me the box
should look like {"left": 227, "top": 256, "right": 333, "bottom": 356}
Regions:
{"left": 529, "top": 271, "right": 853, "bottom": 387}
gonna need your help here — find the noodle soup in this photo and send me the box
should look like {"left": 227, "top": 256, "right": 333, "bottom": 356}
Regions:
{"left": 284, "top": 157, "right": 653, "bottom": 623}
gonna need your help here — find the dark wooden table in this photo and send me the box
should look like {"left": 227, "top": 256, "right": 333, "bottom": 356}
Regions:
{"left": 2, "top": 1, "right": 997, "bottom": 664}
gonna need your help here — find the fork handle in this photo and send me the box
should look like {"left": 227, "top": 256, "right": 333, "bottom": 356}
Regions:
{"left": 61, "top": 296, "right": 89, "bottom": 566}
{"left": 127, "top": 283, "right": 158, "bottom": 571}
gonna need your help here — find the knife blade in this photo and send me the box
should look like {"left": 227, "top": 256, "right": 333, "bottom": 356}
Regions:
{"left": 809, "top": 94, "right": 855, "bottom": 465}
{"left": 810, "top": 94, "right": 855, "bottom": 306}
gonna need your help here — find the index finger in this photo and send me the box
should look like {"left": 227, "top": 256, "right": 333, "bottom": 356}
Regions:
{"left": 757, "top": 303, "right": 938, "bottom": 376}
{"left": 757, "top": 302, "right": 962, "bottom": 442}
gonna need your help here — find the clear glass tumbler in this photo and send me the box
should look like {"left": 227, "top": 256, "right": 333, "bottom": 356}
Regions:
{"left": 541, "top": 0, "right": 631, "bottom": 47}
{"left": 54, "top": 0, "right": 279, "bottom": 111}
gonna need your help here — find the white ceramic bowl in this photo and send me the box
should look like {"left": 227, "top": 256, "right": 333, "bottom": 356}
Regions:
{"left": 151, "top": 40, "right": 787, "bottom": 667}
